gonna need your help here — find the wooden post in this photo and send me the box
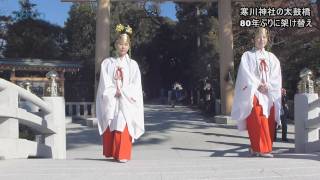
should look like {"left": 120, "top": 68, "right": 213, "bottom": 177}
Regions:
{"left": 218, "top": 0, "right": 234, "bottom": 115}
{"left": 94, "top": 0, "right": 111, "bottom": 99}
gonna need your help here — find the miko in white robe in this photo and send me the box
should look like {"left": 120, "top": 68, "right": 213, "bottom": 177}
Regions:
{"left": 96, "top": 54, "right": 144, "bottom": 142}
{"left": 231, "top": 48, "right": 282, "bottom": 130}
{"left": 232, "top": 47, "right": 282, "bottom": 156}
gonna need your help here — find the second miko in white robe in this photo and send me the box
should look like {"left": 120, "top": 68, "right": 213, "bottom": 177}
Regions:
{"left": 231, "top": 28, "right": 282, "bottom": 157}
{"left": 95, "top": 26, "right": 144, "bottom": 162}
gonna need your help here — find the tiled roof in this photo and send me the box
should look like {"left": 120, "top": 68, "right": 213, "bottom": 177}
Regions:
{"left": 0, "top": 58, "right": 82, "bottom": 72}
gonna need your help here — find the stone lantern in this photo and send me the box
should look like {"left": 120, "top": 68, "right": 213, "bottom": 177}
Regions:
{"left": 297, "top": 68, "right": 314, "bottom": 93}
{"left": 22, "top": 81, "right": 32, "bottom": 92}
{"left": 46, "top": 71, "right": 59, "bottom": 96}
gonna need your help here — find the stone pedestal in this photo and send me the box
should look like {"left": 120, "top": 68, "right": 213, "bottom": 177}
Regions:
{"left": 43, "top": 97, "right": 66, "bottom": 159}
{"left": 294, "top": 93, "right": 320, "bottom": 153}
{"left": 86, "top": 117, "right": 98, "bottom": 128}
{"left": 213, "top": 115, "right": 235, "bottom": 125}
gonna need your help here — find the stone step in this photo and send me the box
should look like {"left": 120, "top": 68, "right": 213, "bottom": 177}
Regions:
{"left": 1, "top": 156, "right": 320, "bottom": 180}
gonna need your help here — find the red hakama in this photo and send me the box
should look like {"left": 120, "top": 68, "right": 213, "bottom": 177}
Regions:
{"left": 246, "top": 96, "right": 275, "bottom": 153}
{"left": 102, "top": 125, "right": 132, "bottom": 160}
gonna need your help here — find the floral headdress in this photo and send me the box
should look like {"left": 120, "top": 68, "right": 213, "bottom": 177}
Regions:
{"left": 115, "top": 24, "right": 133, "bottom": 35}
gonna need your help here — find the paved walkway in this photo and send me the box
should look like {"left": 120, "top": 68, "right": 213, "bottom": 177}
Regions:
{"left": 1, "top": 104, "right": 320, "bottom": 180}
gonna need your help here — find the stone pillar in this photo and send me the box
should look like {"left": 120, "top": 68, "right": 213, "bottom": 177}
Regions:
{"left": 43, "top": 97, "right": 66, "bottom": 159}
{"left": 76, "top": 104, "right": 81, "bottom": 116}
{"left": 84, "top": 103, "right": 88, "bottom": 116}
{"left": 60, "top": 70, "right": 65, "bottom": 96}
{"left": 94, "top": 0, "right": 111, "bottom": 99}
{"left": 0, "top": 88, "right": 18, "bottom": 138}
{"left": 0, "top": 88, "right": 19, "bottom": 159}
{"left": 218, "top": 0, "right": 234, "bottom": 115}
{"left": 92, "top": 103, "right": 96, "bottom": 117}
{"left": 294, "top": 93, "right": 320, "bottom": 153}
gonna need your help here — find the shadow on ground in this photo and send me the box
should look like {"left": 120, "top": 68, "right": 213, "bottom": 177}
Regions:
{"left": 67, "top": 104, "right": 213, "bottom": 149}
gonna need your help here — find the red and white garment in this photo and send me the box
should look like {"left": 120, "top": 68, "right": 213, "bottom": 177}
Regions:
{"left": 231, "top": 48, "right": 282, "bottom": 130}
{"left": 96, "top": 54, "right": 144, "bottom": 141}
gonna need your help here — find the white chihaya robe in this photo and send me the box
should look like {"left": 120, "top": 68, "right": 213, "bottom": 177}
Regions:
{"left": 96, "top": 54, "right": 144, "bottom": 141}
{"left": 231, "top": 48, "right": 282, "bottom": 130}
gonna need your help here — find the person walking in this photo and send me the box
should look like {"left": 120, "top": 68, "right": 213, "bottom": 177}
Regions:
{"left": 231, "top": 27, "right": 282, "bottom": 158}
{"left": 96, "top": 24, "right": 144, "bottom": 163}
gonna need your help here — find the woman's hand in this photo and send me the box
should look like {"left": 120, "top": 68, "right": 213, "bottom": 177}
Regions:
{"left": 115, "top": 74, "right": 123, "bottom": 81}
{"left": 115, "top": 67, "right": 123, "bottom": 81}
{"left": 115, "top": 89, "right": 121, "bottom": 98}
{"left": 258, "top": 83, "right": 268, "bottom": 94}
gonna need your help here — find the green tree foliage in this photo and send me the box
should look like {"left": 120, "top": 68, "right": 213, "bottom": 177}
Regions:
{"left": 0, "top": 15, "right": 12, "bottom": 58}
{"left": 110, "top": 2, "right": 162, "bottom": 97}
{"left": 4, "top": 19, "right": 63, "bottom": 58}
{"left": 0, "top": 15, "right": 12, "bottom": 78}
{"left": 3, "top": 0, "right": 63, "bottom": 59}
{"left": 140, "top": 19, "right": 178, "bottom": 97}
{"left": 63, "top": 3, "right": 96, "bottom": 101}
{"left": 175, "top": 2, "right": 219, "bottom": 93}
{"left": 12, "top": 0, "right": 40, "bottom": 21}
{"left": 110, "top": 2, "right": 158, "bottom": 58}
{"left": 64, "top": 3, "right": 96, "bottom": 60}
